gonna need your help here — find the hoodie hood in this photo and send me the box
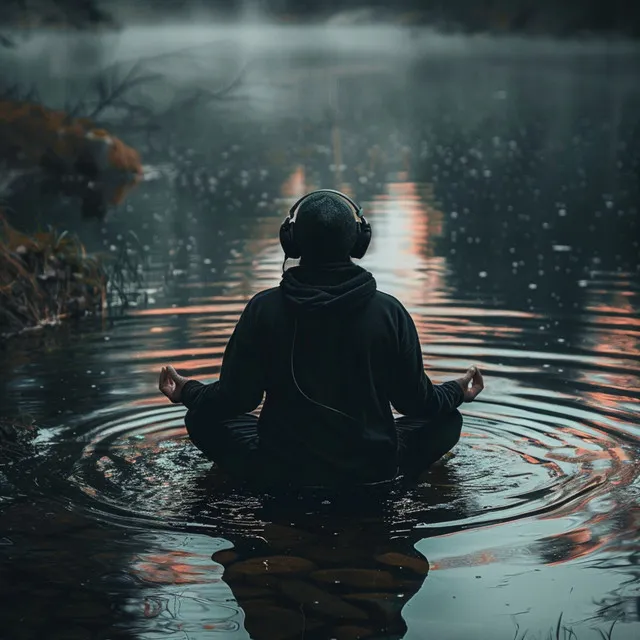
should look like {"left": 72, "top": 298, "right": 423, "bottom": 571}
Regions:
{"left": 280, "top": 261, "right": 377, "bottom": 314}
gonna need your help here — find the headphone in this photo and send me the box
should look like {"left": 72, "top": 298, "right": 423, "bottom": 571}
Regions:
{"left": 279, "top": 188, "right": 372, "bottom": 260}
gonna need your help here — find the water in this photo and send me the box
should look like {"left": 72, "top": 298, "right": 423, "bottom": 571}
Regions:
{"left": 1, "top": 26, "right": 639, "bottom": 640}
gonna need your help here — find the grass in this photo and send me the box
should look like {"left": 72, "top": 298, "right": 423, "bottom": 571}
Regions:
{"left": 512, "top": 614, "right": 620, "bottom": 640}
{"left": 0, "top": 213, "right": 145, "bottom": 338}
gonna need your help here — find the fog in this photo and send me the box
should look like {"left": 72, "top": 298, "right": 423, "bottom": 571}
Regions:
{"left": 1, "top": 21, "right": 638, "bottom": 216}
{"left": 1, "top": 12, "right": 639, "bottom": 640}
{"left": 2, "top": 24, "right": 638, "bottom": 114}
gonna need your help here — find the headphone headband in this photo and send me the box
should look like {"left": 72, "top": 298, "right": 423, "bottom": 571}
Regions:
{"left": 288, "top": 188, "right": 363, "bottom": 220}
{"left": 280, "top": 188, "right": 371, "bottom": 261}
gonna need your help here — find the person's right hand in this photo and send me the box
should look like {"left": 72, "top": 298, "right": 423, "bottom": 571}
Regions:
{"left": 455, "top": 366, "right": 485, "bottom": 402}
{"left": 159, "top": 365, "right": 190, "bottom": 404}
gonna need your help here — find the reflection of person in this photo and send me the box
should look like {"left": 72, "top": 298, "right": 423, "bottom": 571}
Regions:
{"left": 210, "top": 515, "right": 431, "bottom": 640}
{"left": 159, "top": 189, "right": 484, "bottom": 488}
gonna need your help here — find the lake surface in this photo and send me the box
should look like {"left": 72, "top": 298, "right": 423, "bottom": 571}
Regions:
{"left": 1, "top": 26, "right": 639, "bottom": 640}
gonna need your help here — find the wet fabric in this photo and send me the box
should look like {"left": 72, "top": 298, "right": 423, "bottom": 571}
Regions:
{"left": 181, "top": 259, "right": 465, "bottom": 486}
{"left": 185, "top": 410, "right": 463, "bottom": 489}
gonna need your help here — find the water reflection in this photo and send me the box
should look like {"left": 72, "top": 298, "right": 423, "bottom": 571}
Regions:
{"left": 210, "top": 506, "right": 430, "bottom": 640}
{"left": 1, "top": 28, "right": 639, "bottom": 640}
{"left": 1, "top": 498, "right": 140, "bottom": 640}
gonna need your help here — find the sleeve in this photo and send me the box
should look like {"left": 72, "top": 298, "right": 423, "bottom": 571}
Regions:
{"left": 180, "top": 298, "right": 265, "bottom": 424}
{"left": 388, "top": 306, "right": 464, "bottom": 418}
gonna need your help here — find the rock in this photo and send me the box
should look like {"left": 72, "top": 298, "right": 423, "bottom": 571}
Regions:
{"left": 310, "top": 569, "right": 398, "bottom": 590}
{"left": 225, "top": 555, "right": 317, "bottom": 581}
{"left": 231, "top": 585, "right": 274, "bottom": 600}
{"left": 301, "top": 544, "right": 366, "bottom": 566}
{"left": 262, "top": 523, "right": 317, "bottom": 551}
{"left": 374, "top": 552, "right": 430, "bottom": 575}
{"left": 344, "top": 593, "right": 405, "bottom": 623}
{"left": 277, "top": 579, "right": 369, "bottom": 620}
{"left": 211, "top": 549, "right": 239, "bottom": 566}
{"left": 330, "top": 626, "right": 377, "bottom": 640}
{"left": 239, "top": 574, "right": 283, "bottom": 590}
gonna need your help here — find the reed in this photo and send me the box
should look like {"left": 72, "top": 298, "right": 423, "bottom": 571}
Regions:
{"left": 0, "top": 214, "right": 143, "bottom": 337}
{"left": 512, "top": 614, "right": 620, "bottom": 640}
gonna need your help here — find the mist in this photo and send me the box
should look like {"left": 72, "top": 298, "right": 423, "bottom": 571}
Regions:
{"left": 1, "top": 5, "right": 640, "bottom": 640}
{"left": 1, "top": 3, "right": 638, "bottom": 219}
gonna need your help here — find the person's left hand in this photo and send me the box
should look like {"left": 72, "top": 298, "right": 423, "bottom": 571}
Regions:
{"left": 159, "top": 365, "right": 190, "bottom": 404}
{"left": 455, "top": 365, "right": 485, "bottom": 402}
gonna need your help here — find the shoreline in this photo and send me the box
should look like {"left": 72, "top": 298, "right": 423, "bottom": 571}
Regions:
{"left": 0, "top": 216, "right": 141, "bottom": 341}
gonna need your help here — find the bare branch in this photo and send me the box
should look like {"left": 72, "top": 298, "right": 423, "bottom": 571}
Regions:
{"left": 157, "top": 60, "right": 249, "bottom": 120}
{"left": 0, "top": 34, "right": 16, "bottom": 48}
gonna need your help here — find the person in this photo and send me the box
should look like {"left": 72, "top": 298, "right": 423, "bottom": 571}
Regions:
{"left": 159, "top": 189, "right": 484, "bottom": 489}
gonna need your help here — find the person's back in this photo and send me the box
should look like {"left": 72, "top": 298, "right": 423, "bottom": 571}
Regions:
{"left": 159, "top": 189, "right": 484, "bottom": 489}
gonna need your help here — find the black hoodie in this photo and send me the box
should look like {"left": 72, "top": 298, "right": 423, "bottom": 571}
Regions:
{"left": 181, "top": 261, "right": 464, "bottom": 486}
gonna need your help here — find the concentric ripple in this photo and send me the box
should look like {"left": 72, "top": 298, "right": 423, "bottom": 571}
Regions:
{"left": 3, "top": 33, "right": 640, "bottom": 640}
{"left": 63, "top": 405, "right": 267, "bottom": 536}
{"left": 4, "top": 188, "right": 638, "bottom": 617}
{"left": 16, "top": 234, "right": 640, "bottom": 571}
{"left": 61, "top": 387, "right": 637, "bottom": 555}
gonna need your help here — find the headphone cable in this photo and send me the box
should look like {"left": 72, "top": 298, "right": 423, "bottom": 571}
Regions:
{"left": 290, "top": 317, "right": 358, "bottom": 422}
{"left": 290, "top": 317, "right": 400, "bottom": 483}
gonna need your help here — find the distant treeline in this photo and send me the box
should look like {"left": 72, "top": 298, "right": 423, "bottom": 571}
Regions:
{"left": 1, "top": 0, "right": 639, "bottom": 38}
{"left": 149, "top": 0, "right": 640, "bottom": 36}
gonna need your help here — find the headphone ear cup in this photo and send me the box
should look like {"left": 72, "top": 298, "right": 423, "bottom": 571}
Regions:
{"left": 350, "top": 218, "right": 372, "bottom": 259}
{"left": 279, "top": 217, "right": 301, "bottom": 259}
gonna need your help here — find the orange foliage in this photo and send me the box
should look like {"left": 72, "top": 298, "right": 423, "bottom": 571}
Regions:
{"left": 0, "top": 99, "right": 143, "bottom": 205}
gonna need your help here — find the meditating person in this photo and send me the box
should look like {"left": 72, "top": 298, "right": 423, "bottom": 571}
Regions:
{"left": 159, "top": 189, "right": 484, "bottom": 488}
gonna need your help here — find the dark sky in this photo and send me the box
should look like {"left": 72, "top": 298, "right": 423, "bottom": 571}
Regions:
{"left": 2, "top": 1, "right": 640, "bottom": 36}
{"left": 131, "top": 1, "right": 640, "bottom": 34}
